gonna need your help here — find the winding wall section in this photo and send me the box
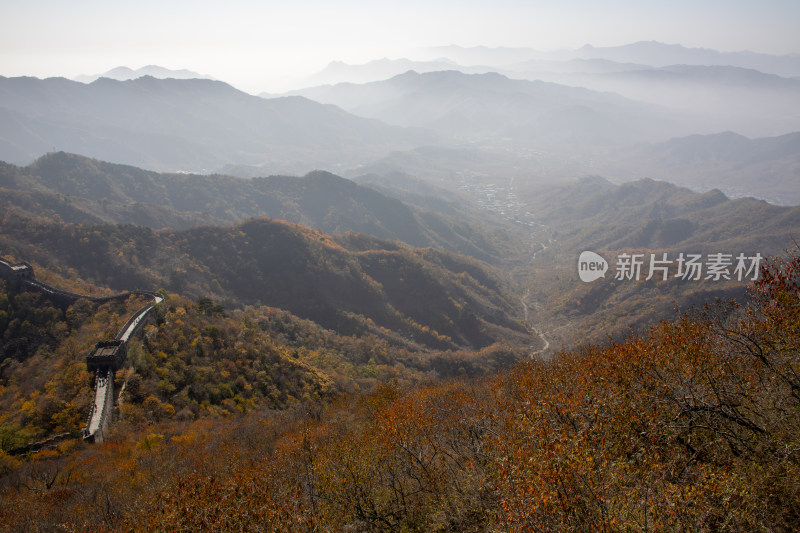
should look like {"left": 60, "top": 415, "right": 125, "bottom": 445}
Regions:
{"left": 1, "top": 258, "right": 162, "bottom": 447}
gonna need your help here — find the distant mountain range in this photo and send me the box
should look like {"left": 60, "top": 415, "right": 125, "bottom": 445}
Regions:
{"left": 298, "top": 58, "right": 468, "bottom": 87}
{"left": 424, "top": 41, "right": 800, "bottom": 78}
{"left": 1, "top": 41, "right": 798, "bottom": 206}
{"left": 606, "top": 131, "right": 800, "bottom": 205}
{"left": 74, "top": 65, "right": 213, "bottom": 83}
{"left": 299, "top": 42, "right": 800, "bottom": 89}
{"left": 570, "top": 42, "right": 800, "bottom": 77}
{"left": 289, "top": 70, "right": 684, "bottom": 145}
{"left": 0, "top": 75, "right": 434, "bottom": 172}
{"left": 515, "top": 65, "right": 800, "bottom": 136}
{"left": 290, "top": 45, "right": 800, "bottom": 139}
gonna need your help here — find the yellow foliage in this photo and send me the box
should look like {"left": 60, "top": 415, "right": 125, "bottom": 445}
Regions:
{"left": 136, "top": 432, "right": 164, "bottom": 452}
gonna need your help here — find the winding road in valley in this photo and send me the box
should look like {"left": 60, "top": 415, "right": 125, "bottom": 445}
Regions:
{"left": 520, "top": 288, "right": 550, "bottom": 357}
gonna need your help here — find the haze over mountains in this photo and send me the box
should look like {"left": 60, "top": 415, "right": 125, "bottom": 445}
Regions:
{"left": 295, "top": 41, "right": 800, "bottom": 138}
{"left": 290, "top": 43, "right": 800, "bottom": 140}
{"left": 296, "top": 42, "right": 800, "bottom": 89}
{"left": 289, "top": 70, "right": 681, "bottom": 145}
{"left": 0, "top": 41, "right": 798, "bottom": 204}
{"left": 284, "top": 42, "right": 800, "bottom": 204}
{"left": 425, "top": 42, "right": 800, "bottom": 77}
{"left": 0, "top": 75, "right": 433, "bottom": 174}
{"left": 606, "top": 131, "right": 800, "bottom": 204}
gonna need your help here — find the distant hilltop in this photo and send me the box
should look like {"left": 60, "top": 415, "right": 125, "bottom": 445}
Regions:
{"left": 75, "top": 65, "right": 214, "bottom": 83}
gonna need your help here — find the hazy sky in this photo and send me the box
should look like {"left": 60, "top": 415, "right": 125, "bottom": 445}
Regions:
{"left": 2, "top": 0, "right": 799, "bottom": 93}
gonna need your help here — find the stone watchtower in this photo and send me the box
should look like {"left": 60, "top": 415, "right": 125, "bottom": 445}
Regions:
{"left": 0, "top": 259, "right": 34, "bottom": 284}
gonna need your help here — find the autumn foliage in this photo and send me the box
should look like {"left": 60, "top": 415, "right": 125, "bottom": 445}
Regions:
{"left": 1, "top": 253, "right": 799, "bottom": 531}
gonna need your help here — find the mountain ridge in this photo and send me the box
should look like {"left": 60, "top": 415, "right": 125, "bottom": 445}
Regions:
{"left": 0, "top": 75, "right": 436, "bottom": 172}
{"left": 604, "top": 131, "right": 800, "bottom": 205}
{"left": 0, "top": 151, "right": 523, "bottom": 263}
{"left": 426, "top": 41, "right": 800, "bottom": 77}
{"left": 289, "top": 69, "right": 681, "bottom": 145}
{"left": 0, "top": 210, "right": 531, "bottom": 352}
{"left": 75, "top": 65, "right": 214, "bottom": 84}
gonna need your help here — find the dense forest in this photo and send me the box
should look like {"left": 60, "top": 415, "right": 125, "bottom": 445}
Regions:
{"left": 0, "top": 250, "right": 797, "bottom": 531}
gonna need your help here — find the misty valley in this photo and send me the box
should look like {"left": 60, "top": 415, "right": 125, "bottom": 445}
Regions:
{"left": 1, "top": 41, "right": 799, "bottom": 531}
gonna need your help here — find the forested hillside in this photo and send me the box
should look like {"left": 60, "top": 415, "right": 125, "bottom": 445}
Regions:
{"left": 0, "top": 264, "right": 528, "bottom": 451}
{"left": 509, "top": 176, "right": 800, "bottom": 345}
{"left": 517, "top": 176, "right": 800, "bottom": 253}
{"left": 0, "top": 152, "right": 523, "bottom": 263}
{"left": 0, "top": 215, "right": 529, "bottom": 352}
{"left": 1, "top": 250, "right": 796, "bottom": 531}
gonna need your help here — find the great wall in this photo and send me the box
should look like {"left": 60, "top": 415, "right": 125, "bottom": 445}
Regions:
{"left": 1, "top": 258, "right": 162, "bottom": 452}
